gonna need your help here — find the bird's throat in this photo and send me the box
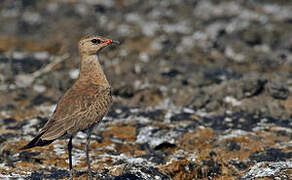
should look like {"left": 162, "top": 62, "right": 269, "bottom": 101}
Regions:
{"left": 79, "top": 54, "right": 109, "bottom": 85}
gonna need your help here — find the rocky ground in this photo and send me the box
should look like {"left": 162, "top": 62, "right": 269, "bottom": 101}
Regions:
{"left": 0, "top": 0, "right": 291, "bottom": 179}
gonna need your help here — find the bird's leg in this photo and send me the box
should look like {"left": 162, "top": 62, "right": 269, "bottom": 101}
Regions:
{"left": 68, "top": 136, "right": 73, "bottom": 180}
{"left": 86, "top": 125, "right": 94, "bottom": 180}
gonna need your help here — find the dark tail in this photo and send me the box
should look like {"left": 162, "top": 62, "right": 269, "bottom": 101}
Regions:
{"left": 20, "top": 132, "right": 54, "bottom": 150}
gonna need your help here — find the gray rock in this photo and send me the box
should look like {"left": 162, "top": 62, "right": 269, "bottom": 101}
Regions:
{"left": 238, "top": 74, "right": 267, "bottom": 98}
{"left": 242, "top": 161, "right": 292, "bottom": 179}
{"left": 115, "top": 164, "right": 169, "bottom": 180}
{"left": 267, "top": 81, "right": 289, "bottom": 100}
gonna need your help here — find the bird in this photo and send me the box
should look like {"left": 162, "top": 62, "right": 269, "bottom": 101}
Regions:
{"left": 20, "top": 35, "right": 120, "bottom": 179}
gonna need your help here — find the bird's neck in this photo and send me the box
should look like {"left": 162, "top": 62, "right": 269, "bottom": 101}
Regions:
{"left": 79, "top": 54, "right": 109, "bottom": 86}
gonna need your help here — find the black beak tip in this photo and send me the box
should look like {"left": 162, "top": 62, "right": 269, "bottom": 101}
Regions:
{"left": 112, "top": 40, "right": 120, "bottom": 45}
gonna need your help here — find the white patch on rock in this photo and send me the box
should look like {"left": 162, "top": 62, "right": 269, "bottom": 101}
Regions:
{"left": 117, "top": 24, "right": 131, "bottom": 36}
{"left": 224, "top": 96, "right": 242, "bottom": 106}
{"left": 33, "top": 84, "right": 46, "bottom": 93}
{"left": 15, "top": 75, "right": 34, "bottom": 88}
{"left": 22, "top": 11, "right": 41, "bottom": 25}
{"left": 96, "top": 153, "right": 155, "bottom": 167}
{"left": 136, "top": 126, "right": 181, "bottom": 149}
{"left": 0, "top": 8, "right": 19, "bottom": 18}
{"left": 0, "top": 111, "right": 9, "bottom": 118}
{"left": 183, "top": 108, "right": 195, "bottom": 114}
{"left": 219, "top": 129, "right": 253, "bottom": 140}
{"left": 34, "top": 52, "right": 49, "bottom": 60}
{"left": 12, "top": 51, "right": 27, "bottom": 59}
{"left": 142, "top": 21, "right": 160, "bottom": 36}
{"left": 195, "top": 110, "right": 209, "bottom": 117}
{"left": 37, "top": 104, "right": 56, "bottom": 115}
{"left": 75, "top": 3, "right": 88, "bottom": 16}
{"left": 53, "top": 143, "right": 65, "bottom": 156}
{"left": 84, "top": 0, "right": 113, "bottom": 6}
{"left": 243, "top": 161, "right": 292, "bottom": 178}
{"left": 225, "top": 46, "right": 245, "bottom": 62}
{"left": 0, "top": 174, "right": 26, "bottom": 179}
{"left": 22, "top": 118, "right": 39, "bottom": 134}
{"left": 150, "top": 37, "right": 163, "bottom": 51}
{"left": 120, "top": 154, "right": 145, "bottom": 164}
{"left": 139, "top": 52, "right": 149, "bottom": 63}
{"left": 69, "top": 69, "right": 80, "bottom": 79}
{"left": 162, "top": 21, "right": 191, "bottom": 34}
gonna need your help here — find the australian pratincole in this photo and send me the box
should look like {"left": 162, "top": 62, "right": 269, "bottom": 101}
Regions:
{"left": 20, "top": 35, "right": 120, "bottom": 179}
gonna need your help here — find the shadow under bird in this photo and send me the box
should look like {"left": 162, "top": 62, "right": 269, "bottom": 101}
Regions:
{"left": 20, "top": 35, "right": 120, "bottom": 179}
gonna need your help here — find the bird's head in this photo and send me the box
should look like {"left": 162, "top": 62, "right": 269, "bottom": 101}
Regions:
{"left": 78, "top": 35, "right": 120, "bottom": 55}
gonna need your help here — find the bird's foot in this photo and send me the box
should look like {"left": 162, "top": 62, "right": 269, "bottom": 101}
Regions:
{"left": 88, "top": 169, "right": 93, "bottom": 180}
{"left": 69, "top": 170, "right": 73, "bottom": 180}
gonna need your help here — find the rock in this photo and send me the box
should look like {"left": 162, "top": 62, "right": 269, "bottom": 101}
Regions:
{"left": 238, "top": 73, "right": 267, "bottom": 98}
{"left": 115, "top": 165, "right": 169, "bottom": 180}
{"left": 249, "top": 148, "right": 292, "bottom": 162}
{"left": 267, "top": 81, "right": 289, "bottom": 100}
{"left": 242, "top": 161, "right": 292, "bottom": 179}
{"left": 136, "top": 126, "right": 182, "bottom": 150}
{"left": 241, "top": 28, "right": 262, "bottom": 46}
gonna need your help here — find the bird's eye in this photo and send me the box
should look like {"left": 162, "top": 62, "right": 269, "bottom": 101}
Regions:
{"left": 91, "top": 39, "right": 101, "bottom": 44}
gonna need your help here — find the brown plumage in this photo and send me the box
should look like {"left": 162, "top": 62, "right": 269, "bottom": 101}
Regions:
{"left": 20, "top": 35, "right": 120, "bottom": 179}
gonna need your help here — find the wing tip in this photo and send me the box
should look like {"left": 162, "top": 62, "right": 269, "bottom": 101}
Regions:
{"left": 19, "top": 132, "right": 54, "bottom": 150}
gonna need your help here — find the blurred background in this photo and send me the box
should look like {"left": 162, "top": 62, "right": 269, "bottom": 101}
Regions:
{"left": 0, "top": 0, "right": 291, "bottom": 179}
